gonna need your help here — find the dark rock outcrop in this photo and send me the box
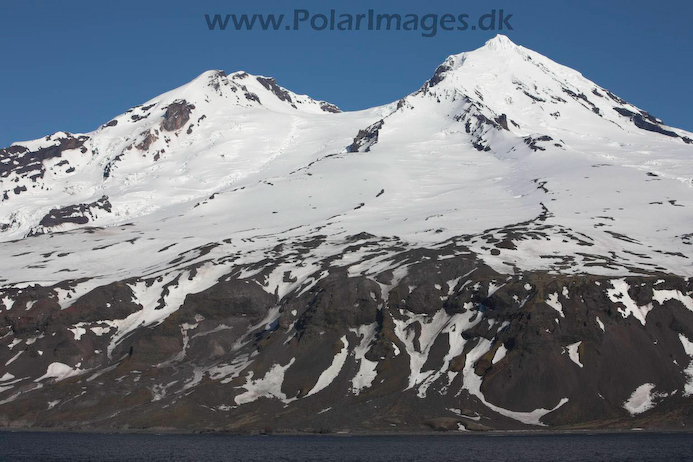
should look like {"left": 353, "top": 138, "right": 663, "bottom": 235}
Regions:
{"left": 161, "top": 100, "right": 195, "bottom": 132}
{"left": 256, "top": 77, "right": 293, "bottom": 104}
{"left": 0, "top": 133, "right": 89, "bottom": 185}
{"left": 614, "top": 107, "right": 680, "bottom": 138}
{"left": 347, "top": 120, "right": 385, "bottom": 153}
{"left": 2, "top": 239, "right": 693, "bottom": 434}
{"left": 36, "top": 196, "right": 112, "bottom": 230}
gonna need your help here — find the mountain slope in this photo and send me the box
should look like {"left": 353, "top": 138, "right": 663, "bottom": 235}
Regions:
{"left": 1, "top": 35, "right": 693, "bottom": 433}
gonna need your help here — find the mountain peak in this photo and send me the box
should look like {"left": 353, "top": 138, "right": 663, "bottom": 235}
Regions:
{"left": 143, "top": 69, "right": 341, "bottom": 117}
{"left": 3, "top": 36, "right": 693, "bottom": 435}
{"left": 483, "top": 34, "right": 517, "bottom": 51}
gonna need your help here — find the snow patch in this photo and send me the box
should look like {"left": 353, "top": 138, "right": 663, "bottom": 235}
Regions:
{"left": 234, "top": 358, "right": 296, "bottom": 405}
{"left": 68, "top": 326, "right": 87, "bottom": 341}
{"left": 35, "top": 362, "right": 88, "bottom": 383}
{"left": 487, "top": 281, "right": 504, "bottom": 297}
{"left": 607, "top": 279, "right": 653, "bottom": 325}
{"left": 653, "top": 289, "right": 693, "bottom": 312}
{"left": 492, "top": 344, "right": 508, "bottom": 365}
{"left": 393, "top": 309, "right": 481, "bottom": 397}
{"left": 596, "top": 316, "right": 605, "bottom": 332}
{"left": 566, "top": 341, "right": 583, "bottom": 367}
{"left": 1, "top": 297, "right": 14, "bottom": 311}
{"left": 350, "top": 324, "right": 378, "bottom": 395}
{"left": 623, "top": 383, "right": 658, "bottom": 415}
{"left": 5, "top": 351, "right": 23, "bottom": 366}
{"left": 545, "top": 293, "right": 564, "bottom": 318}
{"left": 678, "top": 334, "right": 693, "bottom": 397}
{"left": 307, "top": 335, "right": 349, "bottom": 397}
{"left": 461, "top": 338, "right": 568, "bottom": 426}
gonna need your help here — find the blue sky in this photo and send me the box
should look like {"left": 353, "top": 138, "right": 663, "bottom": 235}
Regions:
{"left": 1, "top": 0, "right": 691, "bottom": 147}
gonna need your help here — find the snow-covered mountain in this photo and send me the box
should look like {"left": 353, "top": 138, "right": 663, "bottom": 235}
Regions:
{"left": 1, "top": 35, "right": 693, "bottom": 433}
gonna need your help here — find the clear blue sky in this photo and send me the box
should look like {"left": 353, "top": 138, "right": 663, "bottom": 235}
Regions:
{"left": 1, "top": 0, "right": 691, "bottom": 147}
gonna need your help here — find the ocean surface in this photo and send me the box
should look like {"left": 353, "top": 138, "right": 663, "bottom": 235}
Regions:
{"left": 0, "top": 431, "right": 692, "bottom": 461}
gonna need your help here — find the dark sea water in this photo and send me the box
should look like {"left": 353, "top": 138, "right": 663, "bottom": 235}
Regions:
{"left": 0, "top": 431, "right": 692, "bottom": 461}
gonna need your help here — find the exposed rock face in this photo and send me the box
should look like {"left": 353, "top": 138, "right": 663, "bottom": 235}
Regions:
{"left": 161, "top": 100, "right": 195, "bottom": 132}
{"left": 33, "top": 196, "right": 112, "bottom": 232}
{"left": 347, "top": 120, "right": 384, "bottom": 152}
{"left": 135, "top": 130, "right": 158, "bottom": 151}
{"left": 429, "top": 61, "right": 453, "bottom": 88}
{"left": 613, "top": 107, "right": 681, "bottom": 138}
{"left": 1, "top": 235, "right": 693, "bottom": 434}
{"left": 257, "top": 77, "right": 293, "bottom": 104}
{"left": 320, "top": 103, "right": 341, "bottom": 113}
{"left": 524, "top": 135, "right": 554, "bottom": 151}
{"left": 0, "top": 133, "right": 89, "bottom": 199}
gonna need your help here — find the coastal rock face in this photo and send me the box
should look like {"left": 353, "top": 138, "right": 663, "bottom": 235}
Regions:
{"left": 1, "top": 244, "right": 693, "bottom": 433}
{"left": 1, "top": 35, "right": 693, "bottom": 433}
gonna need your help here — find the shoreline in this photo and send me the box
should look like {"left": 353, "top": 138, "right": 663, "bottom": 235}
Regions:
{"left": 1, "top": 426, "right": 692, "bottom": 438}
